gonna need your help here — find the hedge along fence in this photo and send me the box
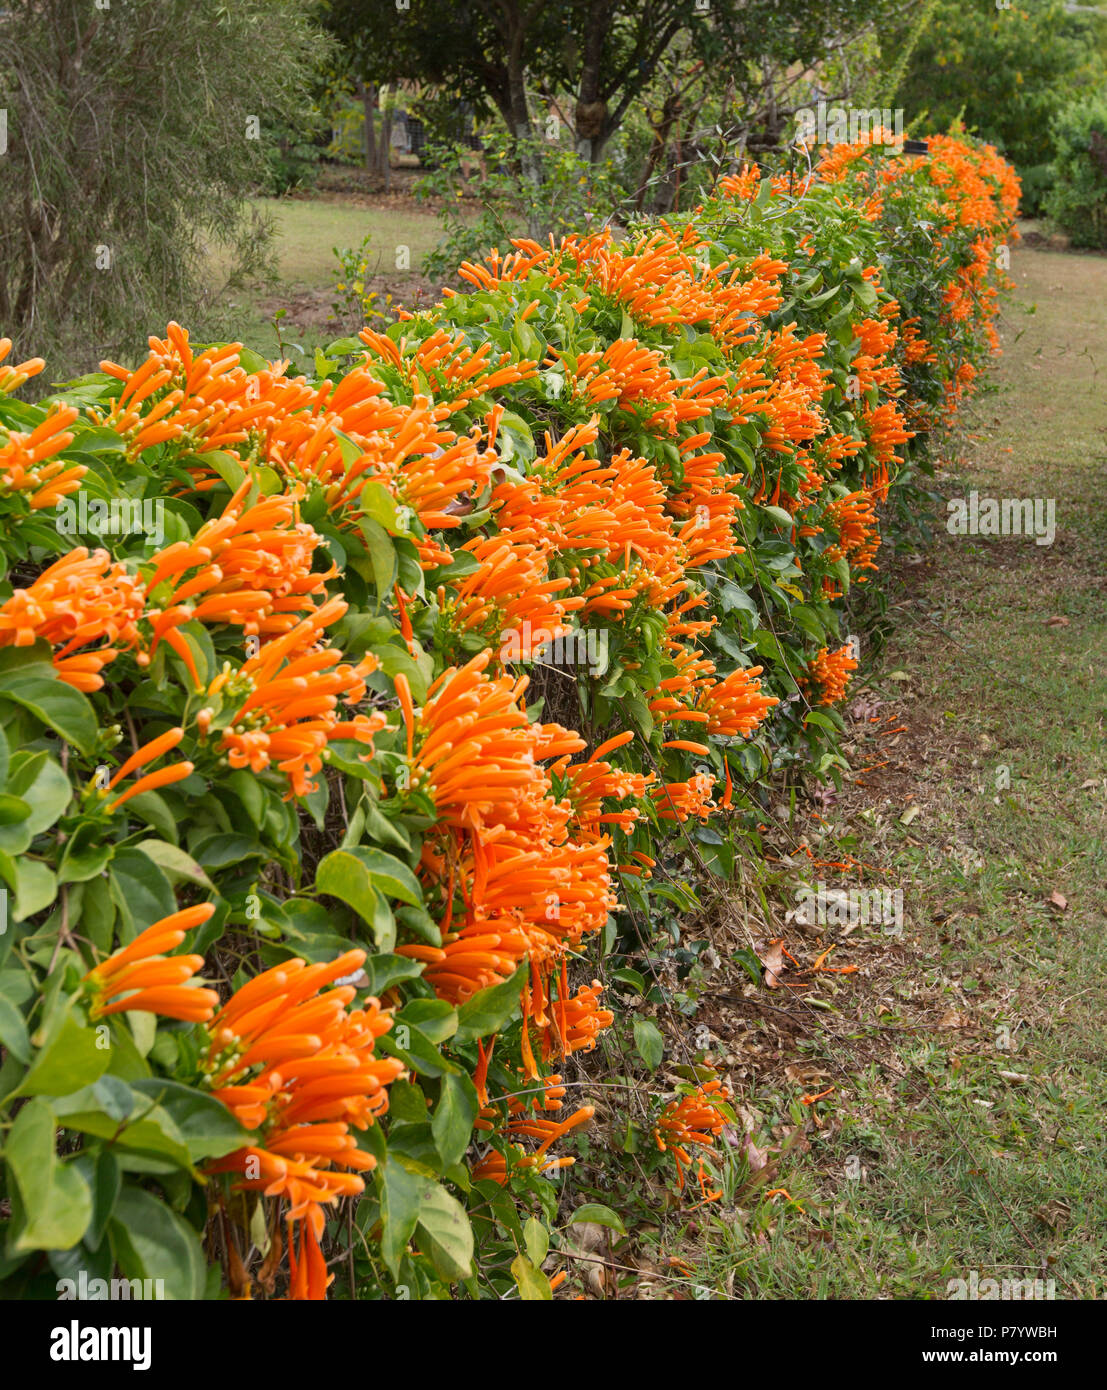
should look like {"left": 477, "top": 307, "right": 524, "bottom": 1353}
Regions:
{"left": 0, "top": 133, "right": 1017, "bottom": 1301}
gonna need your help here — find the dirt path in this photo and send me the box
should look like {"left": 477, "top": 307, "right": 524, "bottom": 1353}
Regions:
{"left": 712, "top": 243, "right": 1107, "bottom": 1299}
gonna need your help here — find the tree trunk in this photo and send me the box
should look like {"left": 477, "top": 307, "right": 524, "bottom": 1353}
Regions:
{"left": 505, "top": 27, "right": 542, "bottom": 237}
{"left": 361, "top": 82, "right": 377, "bottom": 176}
{"left": 574, "top": 0, "right": 612, "bottom": 162}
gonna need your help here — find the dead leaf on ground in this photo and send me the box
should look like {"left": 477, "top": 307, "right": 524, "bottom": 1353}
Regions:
{"left": 1048, "top": 890, "right": 1069, "bottom": 912}
{"left": 758, "top": 938, "right": 786, "bottom": 989}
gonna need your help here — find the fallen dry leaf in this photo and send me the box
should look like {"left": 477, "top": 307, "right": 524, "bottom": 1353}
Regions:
{"left": 1043, "top": 616, "right": 1069, "bottom": 628}
{"left": 1048, "top": 890, "right": 1069, "bottom": 912}
{"left": 759, "top": 938, "right": 785, "bottom": 989}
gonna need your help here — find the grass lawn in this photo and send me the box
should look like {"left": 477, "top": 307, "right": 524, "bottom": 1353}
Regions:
{"left": 201, "top": 189, "right": 444, "bottom": 365}
{"left": 253, "top": 194, "right": 443, "bottom": 288}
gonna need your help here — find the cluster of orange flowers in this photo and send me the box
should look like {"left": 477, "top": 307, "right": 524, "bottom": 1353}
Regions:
{"left": 82, "top": 910, "right": 403, "bottom": 1300}
{"left": 802, "top": 644, "right": 859, "bottom": 707}
{"left": 14, "top": 129, "right": 1016, "bottom": 1268}
{"left": 471, "top": 1070, "right": 596, "bottom": 1186}
{"left": 392, "top": 652, "right": 617, "bottom": 1069}
{"left": 654, "top": 1079, "right": 732, "bottom": 1197}
{"left": 0, "top": 397, "right": 85, "bottom": 512}
{"left": 0, "top": 547, "right": 144, "bottom": 691}
{"left": 813, "top": 132, "right": 1018, "bottom": 429}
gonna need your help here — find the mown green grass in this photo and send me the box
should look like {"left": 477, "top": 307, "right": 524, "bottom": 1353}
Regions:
{"left": 200, "top": 192, "right": 444, "bottom": 363}
{"left": 252, "top": 195, "right": 442, "bottom": 286}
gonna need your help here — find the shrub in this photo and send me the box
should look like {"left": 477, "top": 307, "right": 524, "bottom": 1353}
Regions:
{"left": 0, "top": 0, "right": 328, "bottom": 380}
{"left": 419, "top": 133, "right": 627, "bottom": 283}
{"left": 0, "top": 133, "right": 1017, "bottom": 1300}
{"left": 1045, "top": 97, "right": 1107, "bottom": 248}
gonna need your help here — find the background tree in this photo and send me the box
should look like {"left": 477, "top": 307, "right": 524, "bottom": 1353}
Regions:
{"left": 893, "top": 0, "right": 1107, "bottom": 210}
{"left": 325, "top": 0, "right": 901, "bottom": 164}
{"left": 0, "top": 0, "right": 328, "bottom": 378}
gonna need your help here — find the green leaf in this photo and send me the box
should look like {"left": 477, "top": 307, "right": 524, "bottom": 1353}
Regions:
{"left": 54, "top": 1087, "right": 194, "bottom": 1173}
{"left": 359, "top": 480, "right": 405, "bottom": 533}
{"left": 373, "top": 643, "right": 429, "bottom": 703}
{"left": 611, "top": 967, "right": 646, "bottom": 993}
{"left": 130, "top": 1078, "right": 250, "bottom": 1161}
{"left": 109, "top": 1186, "right": 206, "bottom": 1300}
{"left": 414, "top": 1182, "right": 473, "bottom": 1282}
{"left": 135, "top": 839, "right": 214, "bottom": 889}
{"left": 454, "top": 963, "right": 527, "bottom": 1045}
{"left": 191, "top": 833, "right": 259, "bottom": 872}
{"left": 431, "top": 1072, "right": 478, "bottom": 1170}
{"left": 633, "top": 1018, "right": 664, "bottom": 1070}
{"left": 12, "top": 755, "right": 72, "bottom": 836}
{"left": 523, "top": 1215, "right": 549, "bottom": 1265}
{"left": 15, "top": 1002, "right": 111, "bottom": 1098}
{"left": 11, "top": 857, "right": 57, "bottom": 921}
{"left": 119, "top": 791, "right": 178, "bottom": 844}
{"left": 359, "top": 517, "right": 398, "bottom": 600}
{"left": 0, "top": 794, "right": 30, "bottom": 826}
{"left": 761, "top": 505, "right": 795, "bottom": 528}
{"left": 194, "top": 449, "right": 246, "bottom": 493}
{"left": 399, "top": 999, "right": 457, "bottom": 1044}
{"left": 6, "top": 1098, "right": 93, "bottom": 1251}
{"left": 109, "top": 848, "right": 176, "bottom": 938}
{"left": 0, "top": 671, "right": 97, "bottom": 754}
{"left": 0, "top": 993, "right": 30, "bottom": 1064}
{"left": 81, "top": 1150, "right": 121, "bottom": 1252}
{"left": 57, "top": 821, "right": 114, "bottom": 884}
{"left": 569, "top": 1202, "right": 626, "bottom": 1234}
{"left": 511, "top": 1251, "right": 552, "bottom": 1300}
{"left": 378, "top": 1155, "right": 427, "bottom": 1278}
{"left": 316, "top": 847, "right": 422, "bottom": 950}
{"left": 225, "top": 770, "right": 265, "bottom": 828}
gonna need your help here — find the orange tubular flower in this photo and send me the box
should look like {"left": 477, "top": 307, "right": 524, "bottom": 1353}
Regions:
{"left": 802, "top": 644, "right": 858, "bottom": 707}
{"left": 823, "top": 489, "right": 881, "bottom": 578}
{"left": 214, "top": 602, "right": 383, "bottom": 798}
{"left": 0, "top": 338, "right": 46, "bottom": 396}
{"left": 652, "top": 773, "right": 716, "bottom": 823}
{"left": 204, "top": 948, "right": 404, "bottom": 1298}
{"left": 83, "top": 905, "right": 219, "bottom": 1021}
{"left": 654, "top": 1079, "right": 732, "bottom": 1191}
{"left": 397, "top": 650, "right": 543, "bottom": 831}
{"left": 0, "top": 548, "right": 144, "bottom": 690}
{"left": 552, "top": 981, "right": 614, "bottom": 1059}
{"left": 142, "top": 479, "right": 333, "bottom": 658}
{"left": 695, "top": 665, "right": 778, "bottom": 737}
{"left": 445, "top": 533, "right": 581, "bottom": 657}
{"left": 98, "top": 725, "right": 194, "bottom": 813}
{"left": 472, "top": 1078, "right": 595, "bottom": 1186}
{"left": 0, "top": 403, "right": 86, "bottom": 510}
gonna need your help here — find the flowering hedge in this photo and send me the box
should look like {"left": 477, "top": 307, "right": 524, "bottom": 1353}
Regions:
{"left": 0, "top": 134, "right": 1017, "bottom": 1300}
